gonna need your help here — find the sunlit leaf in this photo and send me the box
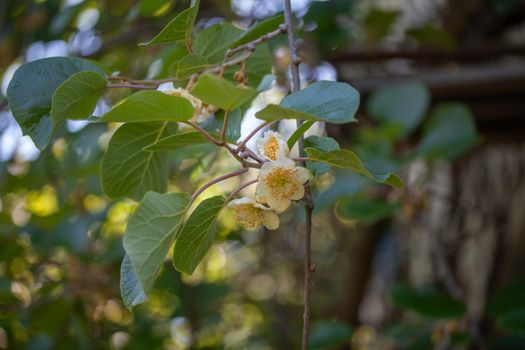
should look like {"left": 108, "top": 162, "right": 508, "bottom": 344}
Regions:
{"left": 193, "top": 22, "right": 241, "bottom": 63}
{"left": 124, "top": 191, "right": 190, "bottom": 293}
{"left": 140, "top": 0, "right": 199, "bottom": 45}
{"left": 172, "top": 196, "right": 225, "bottom": 275}
{"left": 99, "top": 91, "right": 194, "bottom": 122}
{"left": 6, "top": 57, "right": 104, "bottom": 149}
{"left": 101, "top": 123, "right": 171, "bottom": 200}
{"left": 174, "top": 53, "right": 209, "bottom": 80}
{"left": 144, "top": 131, "right": 219, "bottom": 152}
{"left": 305, "top": 147, "right": 404, "bottom": 188}
{"left": 190, "top": 74, "right": 256, "bottom": 111}
{"left": 256, "top": 81, "right": 360, "bottom": 124}
{"left": 287, "top": 120, "right": 315, "bottom": 149}
{"left": 51, "top": 71, "right": 106, "bottom": 128}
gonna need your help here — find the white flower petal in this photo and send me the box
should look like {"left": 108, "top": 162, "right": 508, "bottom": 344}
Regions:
{"left": 289, "top": 184, "right": 305, "bottom": 201}
{"left": 267, "top": 196, "right": 290, "bottom": 213}
{"left": 295, "top": 166, "right": 311, "bottom": 184}
{"left": 263, "top": 211, "right": 280, "bottom": 230}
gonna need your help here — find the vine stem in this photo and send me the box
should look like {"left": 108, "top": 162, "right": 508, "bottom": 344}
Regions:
{"left": 283, "top": 1, "right": 313, "bottom": 349}
{"left": 235, "top": 120, "right": 274, "bottom": 152}
{"left": 226, "top": 179, "right": 258, "bottom": 202}
{"left": 190, "top": 167, "right": 249, "bottom": 203}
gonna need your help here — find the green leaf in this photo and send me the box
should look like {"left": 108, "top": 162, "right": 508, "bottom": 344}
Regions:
{"left": 287, "top": 121, "right": 315, "bottom": 149}
{"left": 230, "top": 14, "right": 284, "bottom": 48}
{"left": 101, "top": 123, "right": 170, "bottom": 201}
{"left": 389, "top": 283, "right": 467, "bottom": 319}
{"left": 144, "top": 131, "right": 218, "bottom": 152}
{"left": 124, "top": 191, "right": 190, "bottom": 293}
{"left": 99, "top": 91, "right": 194, "bottom": 122}
{"left": 413, "top": 103, "right": 478, "bottom": 160}
{"left": 486, "top": 279, "right": 525, "bottom": 316}
{"left": 50, "top": 71, "right": 106, "bottom": 129}
{"left": 190, "top": 73, "right": 257, "bottom": 111}
{"left": 304, "top": 136, "right": 340, "bottom": 176}
{"left": 308, "top": 321, "right": 352, "bottom": 350}
{"left": 407, "top": 24, "right": 456, "bottom": 50}
{"left": 335, "top": 196, "right": 400, "bottom": 225}
{"left": 193, "top": 22, "right": 241, "bottom": 63}
{"left": 140, "top": 0, "right": 199, "bottom": 45}
{"left": 256, "top": 81, "right": 360, "bottom": 124}
{"left": 498, "top": 308, "right": 525, "bottom": 335}
{"left": 238, "top": 45, "right": 273, "bottom": 87}
{"left": 367, "top": 81, "right": 430, "bottom": 137}
{"left": 120, "top": 254, "right": 147, "bottom": 309}
{"left": 172, "top": 196, "right": 225, "bottom": 275}
{"left": 6, "top": 57, "right": 104, "bottom": 149}
{"left": 304, "top": 148, "right": 404, "bottom": 188}
{"left": 154, "top": 42, "right": 190, "bottom": 79}
{"left": 174, "top": 53, "right": 209, "bottom": 80}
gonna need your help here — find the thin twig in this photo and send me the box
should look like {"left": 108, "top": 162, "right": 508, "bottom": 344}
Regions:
{"left": 107, "top": 83, "right": 158, "bottom": 90}
{"left": 235, "top": 121, "right": 274, "bottom": 152}
{"left": 226, "top": 179, "right": 258, "bottom": 202}
{"left": 221, "top": 110, "right": 230, "bottom": 145}
{"left": 283, "top": 1, "right": 313, "bottom": 349}
{"left": 224, "top": 24, "right": 287, "bottom": 59}
{"left": 183, "top": 121, "right": 222, "bottom": 146}
{"left": 191, "top": 167, "right": 249, "bottom": 203}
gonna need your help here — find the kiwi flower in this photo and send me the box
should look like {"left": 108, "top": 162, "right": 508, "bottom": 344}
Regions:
{"left": 256, "top": 130, "right": 289, "bottom": 161}
{"left": 255, "top": 157, "right": 311, "bottom": 213}
{"left": 164, "top": 88, "right": 217, "bottom": 123}
{"left": 228, "top": 197, "right": 279, "bottom": 230}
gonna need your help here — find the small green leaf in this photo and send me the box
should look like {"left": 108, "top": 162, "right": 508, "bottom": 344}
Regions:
{"left": 140, "top": 0, "right": 199, "bottom": 45}
{"left": 308, "top": 321, "right": 352, "bottom": 350}
{"left": 304, "top": 136, "right": 340, "bottom": 176}
{"left": 174, "top": 53, "right": 209, "bottom": 80}
{"left": 389, "top": 283, "right": 467, "bottom": 319}
{"left": 498, "top": 309, "right": 525, "bottom": 335}
{"left": 367, "top": 81, "right": 430, "bottom": 137}
{"left": 120, "top": 254, "right": 147, "bottom": 309}
{"left": 172, "top": 196, "right": 225, "bottom": 275}
{"left": 256, "top": 81, "right": 360, "bottom": 124}
{"left": 190, "top": 74, "right": 257, "bottom": 111}
{"left": 6, "top": 57, "right": 105, "bottom": 149}
{"left": 99, "top": 91, "right": 194, "bottom": 122}
{"left": 230, "top": 14, "right": 284, "bottom": 48}
{"left": 144, "top": 131, "right": 218, "bottom": 152}
{"left": 124, "top": 191, "right": 190, "bottom": 293}
{"left": 101, "top": 123, "right": 170, "bottom": 201}
{"left": 287, "top": 120, "right": 315, "bottom": 149}
{"left": 305, "top": 147, "right": 404, "bottom": 188}
{"left": 363, "top": 8, "right": 400, "bottom": 43}
{"left": 413, "top": 102, "right": 478, "bottom": 160}
{"left": 335, "top": 196, "right": 400, "bottom": 225}
{"left": 51, "top": 71, "right": 106, "bottom": 129}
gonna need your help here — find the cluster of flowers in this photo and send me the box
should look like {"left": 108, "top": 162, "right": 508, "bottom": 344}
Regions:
{"left": 228, "top": 131, "right": 311, "bottom": 230}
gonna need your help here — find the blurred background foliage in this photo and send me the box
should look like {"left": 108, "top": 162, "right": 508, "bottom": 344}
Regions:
{"left": 1, "top": 0, "right": 525, "bottom": 349}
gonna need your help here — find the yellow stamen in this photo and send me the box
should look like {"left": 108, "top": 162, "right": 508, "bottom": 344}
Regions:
{"left": 233, "top": 204, "right": 265, "bottom": 229}
{"left": 264, "top": 135, "right": 280, "bottom": 161}
{"left": 264, "top": 167, "right": 300, "bottom": 200}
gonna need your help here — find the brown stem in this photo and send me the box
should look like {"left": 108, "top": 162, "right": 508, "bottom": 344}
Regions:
{"left": 224, "top": 24, "right": 287, "bottom": 60}
{"left": 107, "top": 83, "right": 157, "bottom": 90}
{"left": 235, "top": 121, "right": 274, "bottom": 152}
{"left": 190, "top": 167, "right": 249, "bottom": 203}
{"left": 183, "top": 121, "right": 222, "bottom": 146}
{"left": 226, "top": 179, "right": 258, "bottom": 202}
{"left": 283, "top": 1, "right": 313, "bottom": 349}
